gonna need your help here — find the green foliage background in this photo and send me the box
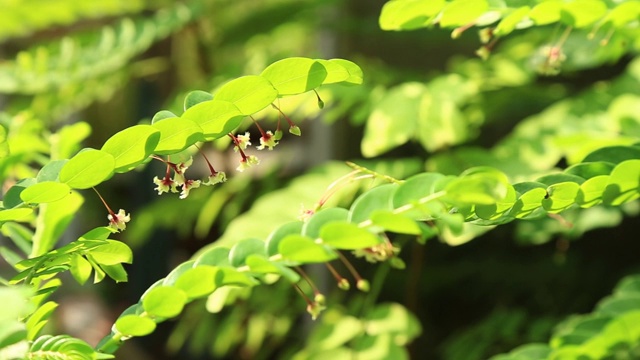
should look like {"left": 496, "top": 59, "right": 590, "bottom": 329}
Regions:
{"left": 1, "top": 0, "right": 640, "bottom": 359}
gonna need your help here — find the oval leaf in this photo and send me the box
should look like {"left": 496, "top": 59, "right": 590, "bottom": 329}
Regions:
{"left": 101, "top": 125, "right": 160, "bottom": 173}
{"left": 278, "top": 235, "right": 337, "bottom": 263}
{"left": 320, "top": 222, "right": 382, "bottom": 250}
{"left": 20, "top": 182, "right": 70, "bottom": 204}
{"left": 114, "top": 315, "right": 156, "bottom": 337}
{"left": 214, "top": 75, "right": 278, "bottom": 115}
{"left": 261, "top": 57, "right": 327, "bottom": 96}
{"left": 181, "top": 100, "right": 244, "bottom": 140}
{"left": 59, "top": 149, "right": 115, "bottom": 189}
{"left": 142, "top": 286, "right": 187, "bottom": 318}
{"left": 151, "top": 117, "right": 204, "bottom": 155}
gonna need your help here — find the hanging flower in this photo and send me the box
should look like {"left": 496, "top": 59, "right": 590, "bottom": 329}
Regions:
{"left": 179, "top": 179, "right": 201, "bottom": 199}
{"left": 256, "top": 131, "right": 278, "bottom": 150}
{"left": 108, "top": 209, "right": 131, "bottom": 232}
{"left": 233, "top": 132, "right": 251, "bottom": 152}
{"left": 202, "top": 171, "right": 227, "bottom": 186}
{"left": 153, "top": 176, "right": 178, "bottom": 195}
{"left": 236, "top": 155, "right": 259, "bottom": 172}
{"left": 352, "top": 242, "right": 399, "bottom": 263}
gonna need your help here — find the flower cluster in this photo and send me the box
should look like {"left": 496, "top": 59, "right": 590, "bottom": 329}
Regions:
{"left": 352, "top": 241, "right": 399, "bottom": 263}
{"left": 152, "top": 156, "right": 226, "bottom": 200}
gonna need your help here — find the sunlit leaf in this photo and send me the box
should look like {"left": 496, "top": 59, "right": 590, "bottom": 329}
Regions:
{"left": 100, "top": 125, "right": 160, "bottom": 173}
{"left": 174, "top": 266, "right": 218, "bottom": 300}
{"left": 89, "top": 240, "right": 133, "bottom": 265}
{"left": 151, "top": 117, "right": 203, "bottom": 155}
{"left": 349, "top": 184, "right": 398, "bottom": 223}
{"left": 302, "top": 207, "right": 349, "bottom": 239}
{"left": 228, "top": 238, "right": 266, "bottom": 267}
{"left": 279, "top": 235, "right": 337, "bottom": 263}
{"left": 214, "top": 75, "right": 278, "bottom": 115}
{"left": 379, "top": 0, "right": 446, "bottom": 30}
{"left": 142, "top": 286, "right": 187, "bottom": 318}
{"left": 181, "top": 100, "right": 244, "bottom": 140}
{"left": 59, "top": 149, "right": 115, "bottom": 189}
{"left": 260, "top": 57, "right": 327, "bottom": 96}
{"left": 19, "top": 181, "right": 70, "bottom": 204}
{"left": 319, "top": 222, "right": 382, "bottom": 250}
{"left": 115, "top": 315, "right": 156, "bottom": 337}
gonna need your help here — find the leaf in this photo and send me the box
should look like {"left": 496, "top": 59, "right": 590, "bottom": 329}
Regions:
{"left": 213, "top": 75, "right": 278, "bottom": 115}
{"left": 142, "top": 286, "right": 187, "bottom": 318}
{"left": 561, "top": 0, "right": 608, "bottom": 28}
{"left": 581, "top": 146, "right": 640, "bottom": 164}
{"left": 3, "top": 178, "right": 37, "bottom": 208}
{"left": 510, "top": 182, "right": 547, "bottom": 219}
{"left": 151, "top": 117, "right": 204, "bottom": 155}
{"left": 25, "top": 301, "right": 58, "bottom": 340}
{"left": 302, "top": 207, "right": 349, "bottom": 238}
{"left": 114, "top": 315, "right": 156, "bottom": 336}
{"left": 151, "top": 110, "right": 177, "bottom": 123}
{"left": 174, "top": 266, "right": 218, "bottom": 300}
{"left": 228, "top": 238, "right": 266, "bottom": 267}
{"left": 576, "top": 175, "right": 609, "bottom": 208}
{"left": 163, "top": 261, "right": 195, "bottom": 286}
{"left": 328, "top": 59, "right": 363, "bottom": 85}
{"left": 379, "top": 0, "right": 446, "bottom": 30}
{"left": 245, "top": 255, "right": 300, "bottom": 282}
{"left": 260, "top": 57, "right": 327, "bottom": 96}
{"left": 494, "top": 6, "right": 530, "bottom": 37}
{"left": 100, "top": 125, "right": 160, "bottom": 173}
{"left": 183, "top": 90, "right": 213, "bottom": 110}
{"left": 348, "top": 184, "right": 398, "bottom": 223}
{"left": 320, "top": 222, "right": 382, "bottom": 250}
{"left": 194, "top": 246, "right": 231, "bottom": 267}
{"left": 315, "top": 59, "right": 350, "bottom": 84}
{"left": 474, "top": 184, "right": 517, "bottom": 220}
{"left": 265, "top": 221, "right": 303, "bottom": 257}
{"left": 69, "top": 254, "right": 92, "bottom": 285}
{"left": 278, "top": 235, "right": 338, "bottom": 263}
{"left": 100, "top": 263, "right": 128, "bottom": 283}
{"left": 542, "top": 182, "right": 580, "bottom": 213}
{"left": 445, "top": 167, "right": 508, "bottom": 205}
{"left": 439, "top": 0, "right": 489, "bottom": 28}
{"left": 89, "top": 240, "right": 133, "bottom": 265}
{"left": 181, "top": 100, "right": 245, "bottom": 140}
{"left": 602, "top": 159, "right": 640, "bottom": 206}
{"left": 59, "top": 148, "right": 115, "bottom": 189}
{"left": 393, "top": 172, "right": 446, "bottom": 220}
{"left": 36, "top": 160, "right": 68, "bottom": 182}
{"left": 529, "top": 1, "right": 562, "bottom": 25}
{"left": 565, "top": 162, "right": 615, "bottom": 179}
{"left": 19, "top": 181, "right": 70, "bottom": 204}
{"left": 370, "top": 210, "right": 421, "bottom": 235}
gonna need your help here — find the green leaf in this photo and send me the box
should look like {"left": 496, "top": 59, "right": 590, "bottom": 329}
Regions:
{"left": 561, "top": 0, "right": 608, "bottom": 28}
{"left": 114, "top": 315, "right": 156, "bottom": 337}
{"left": 565, "top": 162, "right": 615, "bottom": 179}
{"left": 181, "top": 100, "right": 245, "bottom": 140}
{"left": 69, "top": 254, "right": 92, "bottom": 285}
{"left": 183, "top": 90, "right": 213, "bottom": 110}
{"left": 602, "top": 159, "right": 640, "bottom": 206}
{"left": 89, "top": 240, "right": 133, "bottom": 265}
{"left": 536, "top": 173, "right": 585, "bottom": 186}
{"left": 379, "top": 0, "right": 446, "bottom": 30}
{"left": 100, "top": 263, "right": 128, "bottom": 283}
{"left": 445, "top": 167, "right": 508, "bottom": 205}
{"left": 215, "top": 267, "right": 258, "bottom": 287}
{"left": 349, "top": 184, "right": 398, "bottom": 223}
{"left": 0, "top": 123, "right": 9, "bottom": 159}
{"left": 194, "top": 246, "right": 231, "bottom": 267}
{"left": 265, "top": 221, "right": 303, "bottom": 257}
{"left": 577, "top": 175, "right": 609, "bottom": 208}
{"left": 542, "top": 182, "right": 580, "bottom": 213}
{"left": 214, "top": 75, "right": 278, "bottom": 115}
{"left": 315, "top": 59, "right": 350, "bottom": 84}
{"left": 151, "top": 110, "right": 177, "bottom": 123}
{"left": 260, "top": 57, "right": 327, "bottom": 96}
{"left": 320, "top": 222, "right": 382, "bottom": 250}
{"left": 228, "top": 238, "right": 266, "bottom": 267}
{"left": 36, "top": 160, "right": 68, "bottom": 182}
{"left": 529, "top": 1, "right": 562, "bottom": 25}
{"left": 142, "top": 286, "right": 187, "bottom": 318}
{"left": 25, "top": 301, "right": 57, "bottom": 341}
{"left": 370, "top": 210, "right": 421, "bottom": 235}
{"left": 3, "top": 178, "right": 37, "bottom": 208}
{"left": 494, "top": 6, "right": 530, "bottom": 37}
{"left": 278, "top": 234, "right": 338, "bottom": 263}
{"left": 393, "top": 172, "right": 446, "bottom": 220}
{"left": 59, "top": 149, "right": 115, "bottom": 189}
{"left": 19, "top": 181, "right": 70, "bottom": 204}
{"left": 474, "top": 184, "right": 517, "bottom": 220}
{"left": 327, "top": 59, "right": 363, "bottom": 85}
{"left": 163, "top": 261, "right": 195, "bottom": 286}
{"left": 439, "top": 0, "right": 489, "bottom": 28}
{"left": 151, "top": 117, "right": 204, "bottom": 155}
{"left": 174, "top": 266, "right": 218, "bottom": 300}
{"left": 510, "top": 182, "right": 547, "bottom": 219}
{"left": 581, "top": 146, "right": 640, "bottom": 164}
{"left": 100, "top": 125, "right": 160, "bottom": 173}
{"left": 245, "top": 255, "right": 300, "bottom": 282}
{"left": 303, "top": 207, "right": 349, "bottom": 238}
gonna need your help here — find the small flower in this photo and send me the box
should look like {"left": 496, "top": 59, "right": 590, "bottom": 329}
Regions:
{"left": 233, "top": 132, "right": 251, "bottom": 152}
{"left": 256, "top": 131, "right": 278, "bottom": 150}
{"left": 306, "top": 300, "right": 326, "bottom": 320}
{"left": 176, "top": 157, "right": 193, "bottom": 174}
{"left": 179, "top": 179, "right": 201, "bottom": 199}
{"left": 202, "top": 171, "right": 227, "bottom": 186}
{"left": 236, "top": 155, "right": 259, "bottom": 172}
{"left": 108, "top": 209, "right": 130, "bottom": 232}
{"left": 289, "top": 125, "right": 301, "bottom": 136}
{"left": 153, "top": 176, "right": 178, "bottom": 195}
